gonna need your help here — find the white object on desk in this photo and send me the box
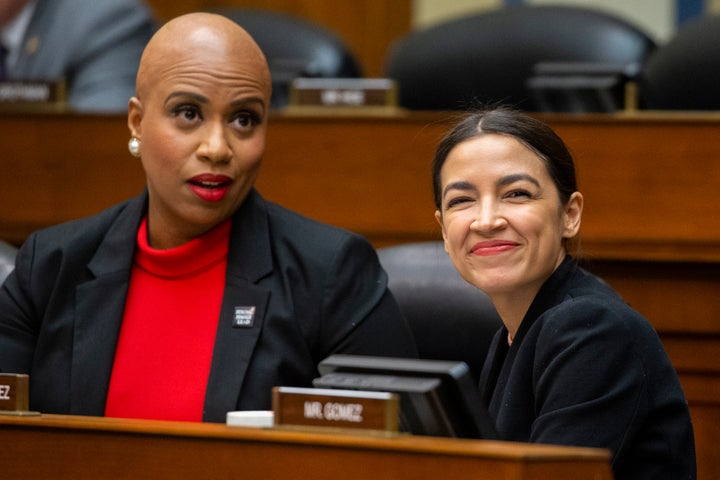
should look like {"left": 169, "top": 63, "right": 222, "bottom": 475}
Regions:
{"left": 226, "top": 410, "right": 275, "bottom": 428}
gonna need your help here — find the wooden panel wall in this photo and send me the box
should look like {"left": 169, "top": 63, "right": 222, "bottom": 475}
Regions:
{"left": 144, "top": 0, "right": 412, "bottom": 77}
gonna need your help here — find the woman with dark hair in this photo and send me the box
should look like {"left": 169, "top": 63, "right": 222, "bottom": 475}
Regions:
{"left": 433, "top": 108, "right": 695, "bottom": 480}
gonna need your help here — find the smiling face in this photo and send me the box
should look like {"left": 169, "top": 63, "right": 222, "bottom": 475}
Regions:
{"left": 128, "top": 13, "right": 271, "bottom": 249}
{"left": 435, "top": 133, "right": 582, "bottom": 310}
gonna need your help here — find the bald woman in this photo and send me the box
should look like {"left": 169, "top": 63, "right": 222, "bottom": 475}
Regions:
{"left": 0, "top": 13, "right": 417, "bottom": 422}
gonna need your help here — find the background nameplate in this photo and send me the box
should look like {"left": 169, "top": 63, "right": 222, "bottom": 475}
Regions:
{"left": 289, "top": 78, "right": 397, "bottom": 108}
{"left": 0, "top": 80, "right": 67, "bottom": 112}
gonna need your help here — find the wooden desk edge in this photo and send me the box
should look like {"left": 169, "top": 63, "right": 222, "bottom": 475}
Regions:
{"left": 0, "top": 413, "right": 611, "bottom": 463}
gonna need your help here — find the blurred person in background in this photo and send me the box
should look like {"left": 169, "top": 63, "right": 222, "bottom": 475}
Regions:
{"left": 0, "top": 0, "right": 156, "bottom": 112}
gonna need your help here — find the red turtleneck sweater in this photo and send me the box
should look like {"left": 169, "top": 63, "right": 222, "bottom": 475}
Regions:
{"left": 104, "top": 217, "right": 231, "bottom": 421}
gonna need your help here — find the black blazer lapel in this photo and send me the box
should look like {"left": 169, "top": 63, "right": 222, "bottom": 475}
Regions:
{"left": 203, "top": 279, "right": 270, "bottom": 421}
{"left": 72, "top": 273, "right": 131, "bottom": 415}
{"left": 69, "top": 194, "right": 145, "bottom": 415}
{"left": 203, "top": 190, "right": 274, "bottom": 421}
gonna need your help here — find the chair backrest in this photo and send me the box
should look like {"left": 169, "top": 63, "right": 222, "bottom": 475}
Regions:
{"left": 210, "top": 8, "right": 362, "bottom": 108}
{"left": 377, "top": 242, "right": 502, "bottom": 382}
{"left": 0, "top": 240, "right": 18, "bottom": 285}
{"left": 384, "top": 5, "right": 656, "bottom": 111}
{"left": 639, "top": 14, "right": 720, "bottom": 110}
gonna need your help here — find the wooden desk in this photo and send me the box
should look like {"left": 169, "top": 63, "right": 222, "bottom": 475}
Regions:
{"left": 0, "top": 414, "right": 612, "bottom": 480}
{"left": 1, "top": 110, "right": 717, "bottom": 478}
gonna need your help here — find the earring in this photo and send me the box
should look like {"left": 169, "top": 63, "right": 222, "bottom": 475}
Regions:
{"left": 128, "top": 137, "right": 141, "bottom": 157}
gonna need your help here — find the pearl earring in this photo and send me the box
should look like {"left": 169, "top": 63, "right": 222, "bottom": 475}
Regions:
{"left": 128, "top": 137, "right": 141, "bottom": 157}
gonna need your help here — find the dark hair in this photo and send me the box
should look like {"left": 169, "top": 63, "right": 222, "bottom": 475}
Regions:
{"left": 432, "top": 108, "right": 577, "bottom": 210}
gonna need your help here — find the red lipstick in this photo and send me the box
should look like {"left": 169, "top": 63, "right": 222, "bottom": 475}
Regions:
{"left": 187, "top": 174, "right": 232, "bottom": 202}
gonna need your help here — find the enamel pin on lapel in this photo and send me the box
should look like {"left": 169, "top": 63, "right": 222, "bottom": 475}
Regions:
{"left": 233, "top": 306, "right": 256, "bottom": 328}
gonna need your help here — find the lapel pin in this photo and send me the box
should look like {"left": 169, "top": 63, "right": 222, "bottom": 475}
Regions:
{"left": 25, "top": 36, "right": 40, "bottom": 55}
{"left": 233, "top": 306, "right": 256, "bottom": 328}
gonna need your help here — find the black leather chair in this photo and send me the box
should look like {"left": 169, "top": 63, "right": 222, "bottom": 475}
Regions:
{"left": 0, "top": 240, "right": 18, "bottom": 285}
{"left": 377, "top": 242, "right": 502, "bottom": 382}
{"left": 209, "top": 8, "right": 363, "bottom": 108}
{"left": 384, "top": 5, "right": 656, "bottom": 111}
{"left": 639, "top": 14, "right": 720, "bottom": 110}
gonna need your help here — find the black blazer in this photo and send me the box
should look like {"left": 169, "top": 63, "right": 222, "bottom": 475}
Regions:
{"left": 479, "top": 257, "right": 696, "bottom": 480}
{"left": 0, "top": 190, "right": 417, "bottom": 421}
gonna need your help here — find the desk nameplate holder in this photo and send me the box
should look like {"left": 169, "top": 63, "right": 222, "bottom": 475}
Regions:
{"left": 0, "top": 80, "right": 67, "bottom": 113}
{"left": 286, "top": 78, "right": 400, "bottom": 116}
{"left": 0, "top": 373, "right": 39, "bottom": 416}
{"left": 272, "top": 386, "right": 399, "bottom": 436}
